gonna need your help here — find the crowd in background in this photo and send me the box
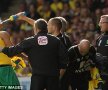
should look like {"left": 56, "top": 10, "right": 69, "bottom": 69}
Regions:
{"left": 1, "top": 0, "right": 108, "bottom": 76}
{"left": 0, "top": 0, "right": 12, "bottom": 15}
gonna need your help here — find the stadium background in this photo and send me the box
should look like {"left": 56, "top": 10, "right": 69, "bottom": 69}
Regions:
{"left": 0, "top": 0, "right": 108, "bottom": 90}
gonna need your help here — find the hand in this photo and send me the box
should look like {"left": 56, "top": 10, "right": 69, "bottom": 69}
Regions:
{"left": 16, "top": 12, "right": 26, "bottom": 20}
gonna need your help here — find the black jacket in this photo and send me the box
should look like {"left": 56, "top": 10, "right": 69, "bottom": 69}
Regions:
{"left": 2, "top": 32, "right": 68, "bottom": 76}
{"left": 57, "top": 33, "right": 72, "bottom": 49}
{"left": 96, "top": 32, "right": 108, "bottom": 74}
{"left": 96, "top": 32, "right": 108, "bottom": 56}
{"left": 67, "top": 45, "right": 96, "bottom": 74}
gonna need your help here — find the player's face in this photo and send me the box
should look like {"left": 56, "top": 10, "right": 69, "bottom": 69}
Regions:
{"left": 47, "top": 20, "right": 54, "bottom": 34}
{"left": 99, "top": 22, "right": 108, "bottom": 32}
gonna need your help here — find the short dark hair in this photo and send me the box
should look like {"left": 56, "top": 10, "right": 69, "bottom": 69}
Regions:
{"left": 34, "top": 19, "right": 48, "bottom": 33}
{"left": 50, "top": 17, "right": 62, "bottom": 31}
{"left": 56, "top": 17, "right": 67, "bottom": 31}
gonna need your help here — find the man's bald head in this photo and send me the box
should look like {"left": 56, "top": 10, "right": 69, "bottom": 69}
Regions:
{"left": 79, "top": 39, "right": 90, "bottom": 47}
{"left": 78, "top": 39, "right": 91, "bottom": 55}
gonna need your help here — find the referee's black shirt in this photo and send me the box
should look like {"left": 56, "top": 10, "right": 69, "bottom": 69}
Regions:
{"left": 2, "top": 32, "right": 68, "bottom": 76}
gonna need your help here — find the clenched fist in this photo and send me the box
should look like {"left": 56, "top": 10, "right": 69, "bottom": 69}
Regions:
{"left": 16, "top": 12, "right": 26, "bottom": 20}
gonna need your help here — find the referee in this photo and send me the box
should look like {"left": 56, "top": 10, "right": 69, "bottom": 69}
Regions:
{"left": 0, "top": 19, "right": 68, "bottom": 90}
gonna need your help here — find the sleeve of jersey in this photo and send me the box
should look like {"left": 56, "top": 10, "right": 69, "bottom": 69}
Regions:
{"left": 58, "top": 41, "right": 68, "bottom": 69}
{"left": 2, "top": 39, "right": 30, "bottom": 57}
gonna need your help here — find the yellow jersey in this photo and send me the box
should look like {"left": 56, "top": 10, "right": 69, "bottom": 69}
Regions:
{"left": 0, "top": 38, "right": 11, "bottom": 65}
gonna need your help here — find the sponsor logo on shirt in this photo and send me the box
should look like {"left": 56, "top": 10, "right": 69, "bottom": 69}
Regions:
{"left": 38, "top": 36, "right": 48, "bottom": 45}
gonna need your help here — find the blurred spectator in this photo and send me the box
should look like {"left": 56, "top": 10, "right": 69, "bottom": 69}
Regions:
{"left": 61, "top": 2, "right": 73, "bottom": 22}
{"left": 88, "top": 0, "right": 106, "bottom": 12}
{"left": 80, "top": 0, "right": 87, "bottom": 8}
{"left": 19, "top": 30, "right": 26, "bottom": 40}
{"left": 38, "top": 2, "right": 56, "bottom": 20}
{"left": 71, "top": 15, "right": 80, "bottom": 31}
{"left": 25, "top": 0, "right": 33, "bottom": 5}
{"left": 85, "top": 31, "right": 95, "bottom": 44}
{"left": 69, "top": 0, "right": 76, "bottom": 10}
{"left": 27, "top": 3, "right": 41, "bottom": 20}
{"left": 5, "top": 22, "right": 14, "bottom": 35}
{"left": 89, "top": 22, "right": 96, "bottom": 32}
{"left": 19, "top": 2, "right": 27, "bottom": 12}
{"left": 94, "top": 8, "right": 102, "bottom": 25}
{"left": 80, "top": 8, "right": 92, "bottom": 23}
{"left": 36, "top": 0, "right": 45, "bottom": 7}
{"left": 50, "top": 0, "right": 63, "bottom": 13}
{"left": 14, "top": 21, "right": 22, "bottom": 32}
{"left": 102, "top": 7, "right": 108, "bottom": 15}
{"left": 0, "top": 0, "right": 12, "bottom": 15}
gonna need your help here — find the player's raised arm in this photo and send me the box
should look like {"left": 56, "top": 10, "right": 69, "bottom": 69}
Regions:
{"left": 0, "top": 12, "right": 35, "bottom": 27}
{"left": 17, "top": 12, "right": 35, "bottom": 26}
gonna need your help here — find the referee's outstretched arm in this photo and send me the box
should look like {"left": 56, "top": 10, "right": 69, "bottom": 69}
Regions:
{"left": 0, "top": 38, "right": 30, "bottom": 57}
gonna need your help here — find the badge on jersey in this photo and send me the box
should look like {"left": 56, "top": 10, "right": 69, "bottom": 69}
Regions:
{"left": 38, "top": 36, "right": 48, "bottom": 45}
